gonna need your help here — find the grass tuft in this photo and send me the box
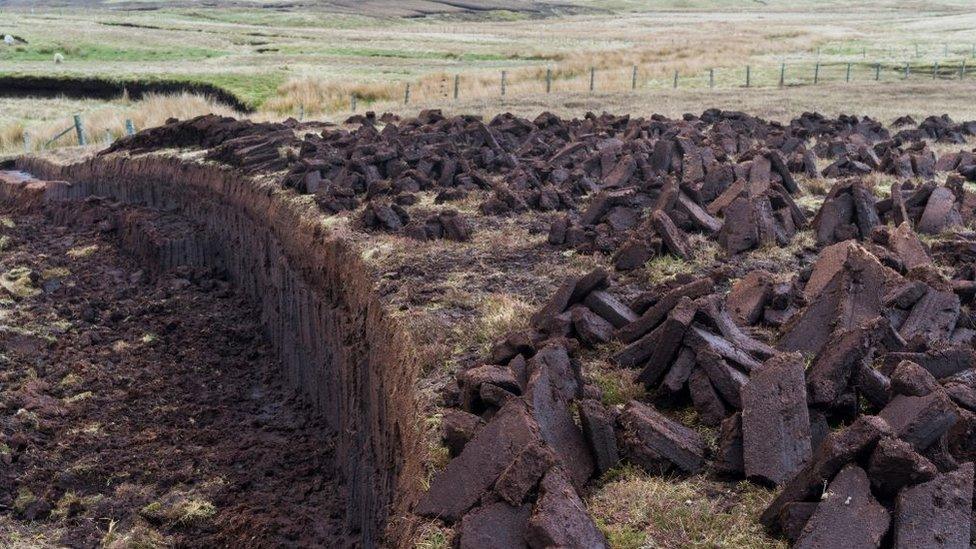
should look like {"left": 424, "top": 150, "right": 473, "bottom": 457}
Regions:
{"left": 588, "top": 465, "right": 785, "bottom": 549}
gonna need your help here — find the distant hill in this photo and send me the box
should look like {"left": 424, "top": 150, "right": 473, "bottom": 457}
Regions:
{"left": 0, "top": 0, "right": 581, "bottom": 18}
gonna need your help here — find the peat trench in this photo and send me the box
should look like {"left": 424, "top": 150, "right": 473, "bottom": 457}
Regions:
{"left": 0, "top": 197, "right": 349, "bottom": 546}
{"left": 0, "top": 75, "right": 252, "bottom": 112}
{"left": 0, "top": 160, "right": 423, "bottom": 547}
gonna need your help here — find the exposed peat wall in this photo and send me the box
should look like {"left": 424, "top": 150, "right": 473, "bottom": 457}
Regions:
{"left": 0, "top": 75, "right": 252, "bottom": 112}
{"left": 10, "top": 154, "right": 424, "bottom": 547}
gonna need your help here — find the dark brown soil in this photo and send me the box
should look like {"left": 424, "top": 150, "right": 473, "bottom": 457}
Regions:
{"left": 0, "top": 212, "right": 351, "bottom": 547}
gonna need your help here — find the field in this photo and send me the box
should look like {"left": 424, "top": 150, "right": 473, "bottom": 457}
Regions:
{"left": 2, "top": 0, "right": 976, "bottom": 153}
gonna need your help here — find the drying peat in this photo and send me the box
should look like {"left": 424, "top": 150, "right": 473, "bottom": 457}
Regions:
{"left": 10, "top": 105, "right": 976, "bottom": 547}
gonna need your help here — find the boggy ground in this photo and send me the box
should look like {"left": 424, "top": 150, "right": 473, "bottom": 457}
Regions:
{"left": 0, "top": 211, "right": 351, "bottom": 547}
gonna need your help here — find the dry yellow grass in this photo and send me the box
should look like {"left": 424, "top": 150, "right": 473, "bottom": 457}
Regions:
{"left": 1, "top": 93, "right": 236, "bottom": 153}
{"left": 588, "top": 465, "right": 785, "bottom": 549}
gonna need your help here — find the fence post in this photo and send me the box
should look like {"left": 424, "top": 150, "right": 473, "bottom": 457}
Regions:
{"left": 73, "top": 114, "right": 86, "bottom": 146}
{"left": 673, "top": 70, "right": 678, "bottom": 89}
{"left": 351, "top": 94, "right": 357, "bottom": 112}
{"left": 709, "top": 68, "right": 714, "bottom": 89}
{"left": 779, "top": 63, "right": 785, "bottom": 87}
{"left": 453, "top": 74, "right": 459, "bottom": 100}
{"left": 875, "top": 63, "right": 881, "bottom": 81}
{"left": 933, "top": 61, "right": 939, "bottom": 79}
{"left": 546, "top": 67, "right": 552, "bottom": 93}
{"left": 589, "top": 67, "right": 595, "bottom": 92}
{"left": 862, "top": 46, "right": 866, "bottom": 58}
{"left": 905, "top": 62, "right": 910, "bottom": 79}
{"left": 125, "top": 119, "right": 136, "bottom": 136}
{"left": 962, "top": 59, "right": 967, "bottom": 79}
{"left": 814, "top": 62, "right": 820, "bottom": 84}
{"left": 404, "top": 83, "right": 410, "bottom": 105}
{"left": 501, "top": 71, "right": 506, "bottom": 96}
{"left": 299, "top": 104, "right": 305, "bottom": 121}
{"left": 745, "top": 65, "right": 751, "bottom": 87}
{"left": 631, "top": 65, "right": 637, "bottom": 90}
{"left": 846, "top": 63, "right": 851, "bottom": 82}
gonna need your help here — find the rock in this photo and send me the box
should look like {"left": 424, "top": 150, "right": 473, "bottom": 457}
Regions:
{"left": 794, "top": 465, "right": 891, "bottom": 549}
{"left": 742, "top": 353, "right": 812, "bottom": 486}
{"left": 688, "top": 367, "right": 729, "bottom": 426}
{"left": 583, "top": 290, "right": 637, "bottom": 328}
{"left": 890, "top": 360, "right": 940, "bottom": 397}
{"left": 727, "top": 270, "right": 775, "bottom": 325}
{"left": 760, "top": 415, "right": 893, "bottom": 529}
{"left": 524, "top": 468, "right": 608, "bottom": 549}
{"left": 578, "top": 399, "right": 619, "bottom": 475}
{"left": 458, "top": 503, "right": 531, "bottom": 549}
{"left": 879, "top": 391, "right": 958, "bottom": 451}
{"left": 617, "top": 400, "right": 706, "bottom": 475}
{"left": 892, "top": 462, "right": 973, "bottom": 548}
{"left": 442, "top": 409, "right": 484, "bottom": 456}
{"left": 571, "top": 306, "right": 614, "bottom": 347}
{"left": 416, "top": 399, "right": 540, "bottom": 522}
{"left": 867, "top": 436, "right": 938, "bottom": 498}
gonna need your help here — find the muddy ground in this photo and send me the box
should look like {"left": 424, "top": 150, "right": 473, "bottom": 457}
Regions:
{"left": 0, "top": 211, "right": 352, "bottom": 547}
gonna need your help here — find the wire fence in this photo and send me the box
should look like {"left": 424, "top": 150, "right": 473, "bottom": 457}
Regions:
{"left": 326, "top": 57, "right": 976, "bottom": 116}
{"left": 23, "top": 116, "right": 137, "bottom": 153}
{"left": 18, "top": 55, "right": 976, "bottom": 151}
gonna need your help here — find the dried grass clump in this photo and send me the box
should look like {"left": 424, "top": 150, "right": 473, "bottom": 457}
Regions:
{"left": 1, "top": 92, "right": 237, "bottom": 154}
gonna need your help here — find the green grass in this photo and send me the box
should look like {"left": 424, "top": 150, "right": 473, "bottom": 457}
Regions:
{"left": 0, "top": 43, "right": 226, "bottom": 63}
{"left": 588, "top": 465, "right": 785, "bottom": 549}
{"left": 179, "top": 71, "right": 287, "bottom": 109}
{"left": 590, "top": 368, "right": 645, "bottom": 406}
{"left": 169, "top": 8, "right": 383, "bottom": 29}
